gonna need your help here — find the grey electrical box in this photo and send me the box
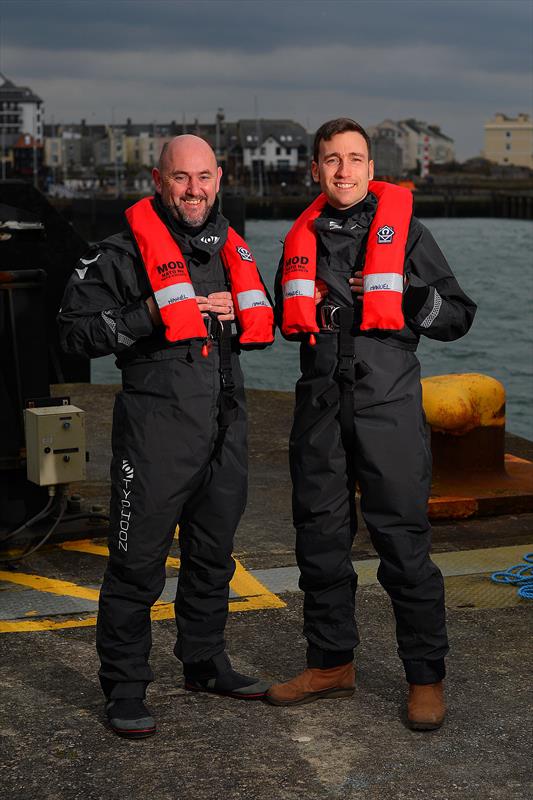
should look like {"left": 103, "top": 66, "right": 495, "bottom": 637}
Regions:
{"left": 25, "top": 405, "right": 86, "bottom": 486}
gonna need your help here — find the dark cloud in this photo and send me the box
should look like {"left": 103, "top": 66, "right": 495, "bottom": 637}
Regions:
{"left": 1, "top": 0, "right": 531, "bottom": 159}
{"left": 2, "top": 0, "right": 531, "bottom": 70}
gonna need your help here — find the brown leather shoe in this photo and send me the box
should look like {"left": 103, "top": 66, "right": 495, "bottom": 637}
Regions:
{"left": 407, "top": 681, "right": 446, "bottom": 730}
{"left": 266, "top": 663, "right": 355, "bottom": 706}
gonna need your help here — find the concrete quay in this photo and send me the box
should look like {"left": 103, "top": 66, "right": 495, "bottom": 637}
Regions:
{"left": 1, "top": 384, "right": 532, "bottom": 800}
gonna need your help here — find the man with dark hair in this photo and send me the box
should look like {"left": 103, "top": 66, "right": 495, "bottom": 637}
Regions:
{"left": 267, "top": 119, "right": 476, "bottom": 730}
{"left": 312, "top": 117, "right": 372, "bottom": 162}
{"left": 58, "top": 135, "right": 274, "bottom": 738}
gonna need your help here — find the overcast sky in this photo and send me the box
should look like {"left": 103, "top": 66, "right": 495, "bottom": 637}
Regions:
{"left": 1, "top": 0, "right": 531, "bottom": 159}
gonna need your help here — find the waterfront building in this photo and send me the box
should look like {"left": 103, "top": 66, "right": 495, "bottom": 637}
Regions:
{"left": 226, "top": 119, "right": 308, "bottom": 191}
{"left": 483, "top": 113, "right": 533, "bottom": 168}
{"left": 0, "top": 72, "right": 44, "bottom": 178}
{"left": 370, "top": 119, "right": 455, "bottom": 173}
{"left": 12, "top": 133, "right": 43, "bottom": 181}
{"left": 369, "top": 133, "right": 403, "bottom": 177}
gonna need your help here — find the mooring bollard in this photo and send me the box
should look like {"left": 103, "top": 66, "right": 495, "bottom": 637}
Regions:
{"left": 421, "top": 373, "right": 506, "bottom": 481}
{"left": 421, "top": 373, "right": 533, "bottom": 518}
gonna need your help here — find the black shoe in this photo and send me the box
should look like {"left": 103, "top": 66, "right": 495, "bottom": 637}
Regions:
{"left": 105, "top": 698, "right": 156, "bottom": 739}
{"left": 185, "top": 670, "right": 269, "bottom": 699}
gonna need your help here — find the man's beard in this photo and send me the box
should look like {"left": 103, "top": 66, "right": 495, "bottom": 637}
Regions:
{"left": 167, "top": 197, "right": 212, "bottom": 227}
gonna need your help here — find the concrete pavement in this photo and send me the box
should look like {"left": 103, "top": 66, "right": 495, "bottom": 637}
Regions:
{"left": 1, "top": 386, "right": 532, "bottom": 800}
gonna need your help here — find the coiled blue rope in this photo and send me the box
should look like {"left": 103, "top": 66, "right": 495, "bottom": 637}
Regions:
{"left": 491, "top": 553, "right": 533, "bottom": 600}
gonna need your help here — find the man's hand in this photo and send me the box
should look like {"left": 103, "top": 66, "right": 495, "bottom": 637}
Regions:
{"left": 315, "top": 279, "right": 329, "bottom": 305}
{"left": 146, "top": 296, "right": 162, "bottom": 324}
{"left": 195, "top": 295, "right": 211, "bottom": 317}
{"left": 195, "top": 292, "right": 235, "bottom": 321}
{"left": 348, "top": 271, "right": 364, "bottom": 302}
{"left": 208, "top": 291, "right": 234, "bottom": 321}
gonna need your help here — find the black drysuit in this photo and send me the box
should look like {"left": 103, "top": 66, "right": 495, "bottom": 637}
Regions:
{"left": 275, "top": 193, "right": 476, "bottom": 684}
{"left": 58, "top": 199, "right": 254, "bottom": 699}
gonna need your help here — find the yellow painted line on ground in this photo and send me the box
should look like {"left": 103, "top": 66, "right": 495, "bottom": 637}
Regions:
{"left": 60, "top": 539, "right": 109, "bottom": 558}
{"left": 0, "top": 616, "right": 98, "bottom": 634}
{"left": 0, "top": 538, "right": 284, "bottom": 632}
{"left": 229, "top": 558, "right": 286, "bottom": 610}
{"left": 59, "top": 539, "right": 283, "bottom": 606}
{"left": 60, "top": 539, "right": 181, "bottom": 569}
{"left": 0, "top": 571, "right": 100, "bottom": 601}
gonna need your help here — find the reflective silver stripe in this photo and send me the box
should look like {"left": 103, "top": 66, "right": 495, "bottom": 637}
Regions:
{"left": 283, "top": 279, "right": 315, "bottom": 299}
{"left": 118, "top": 332, "right": 136, "bottom": 347}
{"left": 236, "top": 289, "right": 269, "bottom": 310}
{"left": 420, "top": 290, "right": 442, "bottom": 328}
{"left": 101, "top": 310, "right": 135, "bottom": 347}
{"left": 154, "top": 283, "right": 195, "bottom": 308}
{"left": 101, "top": 310, "right": 116, "bottom": 334}
{"left": 363, "top": 273, "right": 404, "bottom": 293}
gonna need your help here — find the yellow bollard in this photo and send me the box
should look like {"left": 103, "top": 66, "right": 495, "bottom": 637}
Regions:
{"left": 422, "top": 373, "right": 506, "bottom": 478}
{"left": 421, "top": 374, "right": 533, "bottom": 519}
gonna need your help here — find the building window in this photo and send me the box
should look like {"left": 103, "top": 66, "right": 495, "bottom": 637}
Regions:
{"left": 505, "top": 131, "right": 511, "bottom": 137}
{"left": 260, "top": 147, "right": 266, "bottom": 155}
{"left": 285, "top": 148, "right": 291, "bottom": 155}
{"left": 505, "top": 144, "right": 511, "bottom": 150}
{"left": 276, "top": 147, "right": 281, "bottom": 155}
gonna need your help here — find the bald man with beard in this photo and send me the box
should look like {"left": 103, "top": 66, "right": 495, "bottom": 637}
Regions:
{"left": 58, "top": 136, "right": 273, "bottom": 738}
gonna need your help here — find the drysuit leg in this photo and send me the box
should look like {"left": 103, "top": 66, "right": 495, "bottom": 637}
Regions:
{"left": 97, "top": 354, "right": 222, "bottom": 698}
{"left": 354, "top": 340, "right": 448, "bottom": 684}
{"left": 174, "top": 375, "right": 248, "bottom": 665}
{"left": 290, "top": 337, "right": 359, "bottom": 664}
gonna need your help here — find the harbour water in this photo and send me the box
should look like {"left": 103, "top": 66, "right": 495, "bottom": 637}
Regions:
{"left": 91, "top": 218, "right": 533, "bottom": 439}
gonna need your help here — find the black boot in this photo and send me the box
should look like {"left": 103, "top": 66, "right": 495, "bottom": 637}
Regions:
{"left": 183, "top": 652, "right": 269, "bottom": 700}
{"left": 105, "top": 698, "right": 156, "bottom": 739}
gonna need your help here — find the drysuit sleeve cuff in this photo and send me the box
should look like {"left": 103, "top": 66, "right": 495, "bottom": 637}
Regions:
{"left": 403, "top": 273, "right": 430, "bottom": 319}
{"left": 122, "top": 299, "right": 155, "bottom": 339}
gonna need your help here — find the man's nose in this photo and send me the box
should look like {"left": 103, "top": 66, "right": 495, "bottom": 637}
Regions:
{"left": 334, "top": 159, "right": 349, "bottom": 176}
{"left": 187, "top": 176, "right": 201, "bottom": 194}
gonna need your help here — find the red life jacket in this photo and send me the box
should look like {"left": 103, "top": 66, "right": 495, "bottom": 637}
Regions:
{"left": 125, "top": 197, "right": 274, "bottom": 346}
{"left": 281, "top": 181, "right": 413, "bottom": 335}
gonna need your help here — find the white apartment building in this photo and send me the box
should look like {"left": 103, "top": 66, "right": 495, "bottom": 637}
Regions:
{"left": 239, "top": 120, "right": 306, "bottom": 170}
{"left": 0, "top": 72, "right": 43, "bottom": 146}
{"left": 371, "top": 119, "right": 455, "bottom": 172}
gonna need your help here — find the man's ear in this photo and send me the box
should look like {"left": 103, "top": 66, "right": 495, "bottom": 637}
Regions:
{"left": 368, "top": 160, "right": 375, "bottom": 181}
{"left": 152, "top": 167, "right": 162, "bottom": 193}
{"left": 311, "top": 161, "right": 320, "bottom": 183}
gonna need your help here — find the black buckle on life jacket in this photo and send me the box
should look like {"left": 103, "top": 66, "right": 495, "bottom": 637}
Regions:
{"left": 204, "top": 314, "right": 224, "bottom": 340}
{"left": 319, "top": 304, "right": 341, "bottom": 331}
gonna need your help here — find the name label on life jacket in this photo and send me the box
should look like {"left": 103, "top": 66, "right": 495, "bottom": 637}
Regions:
{"left": 364, "top": 273, "right": 404, "bottom": 293}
